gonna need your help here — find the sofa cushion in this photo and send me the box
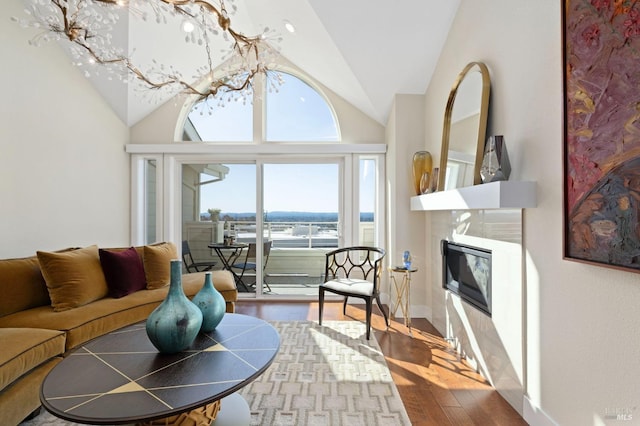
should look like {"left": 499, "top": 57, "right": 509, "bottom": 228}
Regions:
{"left": 0, "top": 271, "right": 237, "bottom": 352}
{"left": 143, "top": 242, "right": 178, "bottom": 289}
{"left": 99, "top": 247, "right": 147, "bottom": 298}
{"left": 0, "top": 328, "right": 65, "bottom": 393}
{"left": 0, "top": 256, "right": 50, "bottom": 317}
{"left": 37, "top": 245, "right": 109, "bottom": 312}
{"left": 0, "top": 357, "right": 62, "bottom": 426}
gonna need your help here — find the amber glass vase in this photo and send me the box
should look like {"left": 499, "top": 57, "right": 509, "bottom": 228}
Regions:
{"left": 412, "top": 151, "right": 433, "bottom": 195}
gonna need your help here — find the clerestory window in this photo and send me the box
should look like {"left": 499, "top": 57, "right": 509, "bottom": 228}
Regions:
{"left": 183, "top": 71, "right": 339, "bottom": 143}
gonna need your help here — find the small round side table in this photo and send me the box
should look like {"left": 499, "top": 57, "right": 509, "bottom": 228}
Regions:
{"left": 389, "top": 266, "right": 417, "bottom": 336}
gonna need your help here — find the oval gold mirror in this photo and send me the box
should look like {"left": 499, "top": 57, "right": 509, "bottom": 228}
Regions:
{"left": 438, "top": 62, "right": 490, "bottom": 191}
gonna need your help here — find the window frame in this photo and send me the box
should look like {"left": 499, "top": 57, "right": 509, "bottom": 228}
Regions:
{"left": 174, "top": 69, "right": 341, "bottom": 144}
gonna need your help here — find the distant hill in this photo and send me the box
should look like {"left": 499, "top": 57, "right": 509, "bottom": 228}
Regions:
{"left": 200, "top": 211, "right": 374, "bottom": 222}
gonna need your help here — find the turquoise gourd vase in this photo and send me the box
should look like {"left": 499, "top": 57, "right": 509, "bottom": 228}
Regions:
{"left": 192, "top": 272, "right": 226, "bottom": 332}
{"left": 146, "top": 259, "right": 203, "bottom": 354}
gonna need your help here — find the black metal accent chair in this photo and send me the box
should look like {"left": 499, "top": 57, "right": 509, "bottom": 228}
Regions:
{"left": 231, "top": 241, "right": 273, "bottom": 292}
{"left": 182, "top": 240, "right": 217, "bottom": 272}
{"left": 318, "top": 246, "right": 389, "bottom": 340}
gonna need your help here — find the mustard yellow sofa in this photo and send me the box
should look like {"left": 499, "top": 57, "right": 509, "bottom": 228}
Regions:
{"left": 0, "top": 243, "right": 237, "bottom": 426}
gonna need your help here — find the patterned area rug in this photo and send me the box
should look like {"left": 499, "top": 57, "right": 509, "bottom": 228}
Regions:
{"left": 21, "top": 320, "right": 410, "bottom": 426}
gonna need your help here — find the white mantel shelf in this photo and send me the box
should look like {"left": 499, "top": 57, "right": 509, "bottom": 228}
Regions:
{"left": 410, "top": 181, "right": 537, "bottom": 211}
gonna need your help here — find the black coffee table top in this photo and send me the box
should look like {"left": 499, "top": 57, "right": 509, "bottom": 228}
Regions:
{"left": 41, "top": 314, "right": 279, "bottom": 425}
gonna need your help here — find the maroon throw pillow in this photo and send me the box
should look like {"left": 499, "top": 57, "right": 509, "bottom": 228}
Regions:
{"left": 99, "top": 247, "right": 146, "bottom": 298}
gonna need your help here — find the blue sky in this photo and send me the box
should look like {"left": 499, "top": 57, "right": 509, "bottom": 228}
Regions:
{"left": 199, "top": 163, "right": 338, "bottom": 213}
{"left": 199, "top": 162, "right": 375, "bottom": 214}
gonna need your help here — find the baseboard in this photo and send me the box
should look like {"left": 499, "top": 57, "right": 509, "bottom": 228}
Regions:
{"left": 411, "top": 304, "right": 431, "bottom": 320}
{"left": 523, "top": 396, "right": 558, "bottom": 426}
{"left": 363, "top": 293, "right": 432, "bottom": 322}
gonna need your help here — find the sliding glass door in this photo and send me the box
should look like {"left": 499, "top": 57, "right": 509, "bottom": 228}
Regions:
{"left": 262, "top": 162, "right": 341, "bottom": 296}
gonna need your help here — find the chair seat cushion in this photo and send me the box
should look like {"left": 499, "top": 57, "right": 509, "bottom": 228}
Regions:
{"left": 321, "top": 278, "right": 373, "bottom": 296}
{"left": 191, "top": 261, "right": 216, "bottom": 269}
{"left": 232, "top": 262, "right": 256, "bottom": 270}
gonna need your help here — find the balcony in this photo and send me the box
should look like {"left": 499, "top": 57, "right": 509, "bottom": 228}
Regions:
{"left": 183, "top": 220, "right": 375, "bottom": 296}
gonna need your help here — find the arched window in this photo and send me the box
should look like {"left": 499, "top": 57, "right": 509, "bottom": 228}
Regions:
{"left": 183, "top": 71, "right": 339, "bottom": 142}
{"left": 265, "top": 72, "right": 338, "bottom": 141}
{"left": 186, "top": 94, "right": 252, "bottom": 142}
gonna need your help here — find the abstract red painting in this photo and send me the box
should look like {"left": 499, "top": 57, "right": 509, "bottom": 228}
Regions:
{"left": 564, "top": 0, "right": 640, "bottom": 270}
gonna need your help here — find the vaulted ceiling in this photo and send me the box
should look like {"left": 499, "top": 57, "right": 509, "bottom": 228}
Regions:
{"left": 84, "top": 0, "right": 461, "bottom": 127}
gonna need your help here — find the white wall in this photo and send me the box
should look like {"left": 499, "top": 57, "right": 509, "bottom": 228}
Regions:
{"left": 386, "top": 95, "right": 431, "bottom": 318}
{"left": 1, "top": 1, "right": 131, "bottom": 258}
{"left": 422, "top": 0, "right": 640, "bottom": 425}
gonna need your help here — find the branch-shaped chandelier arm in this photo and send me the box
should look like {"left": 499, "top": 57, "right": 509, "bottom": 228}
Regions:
{"left": 16, "top": 0, "right": 281, "bottom": 104}
{"left": 50, "top": 0, "right": 83, "bottom": 41}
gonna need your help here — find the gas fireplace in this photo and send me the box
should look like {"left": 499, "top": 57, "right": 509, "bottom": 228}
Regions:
{"left": 441, "top": 240, "right": 492, "bottom": 316}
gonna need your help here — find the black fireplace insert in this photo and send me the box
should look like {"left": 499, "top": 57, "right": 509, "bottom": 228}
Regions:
{"left": 441, "top": 240, "right": 492, "bottom": 316}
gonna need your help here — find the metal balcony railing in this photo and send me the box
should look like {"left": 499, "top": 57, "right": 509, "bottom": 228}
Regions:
{"left": 225, "top": 221, "right": 340, "bottom": 249}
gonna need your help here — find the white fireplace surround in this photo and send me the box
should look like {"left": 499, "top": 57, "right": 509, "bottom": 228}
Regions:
{"left": 430, "top": 210, "right": 525, "bottom": 414}
{"left": 419, "top": 180, "right": 533, "bottom": 416}
{"left": 410, "top": 180, "right": 536, "bottom": 211}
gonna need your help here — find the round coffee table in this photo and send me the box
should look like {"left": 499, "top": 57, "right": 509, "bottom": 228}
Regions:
{"left": 40, "top": 313, "right": 279, "bottom": 425}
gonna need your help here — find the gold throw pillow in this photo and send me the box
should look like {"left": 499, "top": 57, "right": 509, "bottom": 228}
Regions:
{"left": 37, "top": 245, "right": 108, "bottom": 312}
{"left": 143, "top": 242, "right": 178, "bottom": 289}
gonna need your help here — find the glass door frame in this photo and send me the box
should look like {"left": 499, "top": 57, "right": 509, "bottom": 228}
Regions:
{"left": 258, "top": 157, "right": 346, "bottom": 298}
{"left": 128, "top": 144, "right": 386, "bottom": 300}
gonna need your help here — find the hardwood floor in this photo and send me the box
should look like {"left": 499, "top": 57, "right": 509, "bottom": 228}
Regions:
{"left": 235, "top": 300, "right": 527, "bottom": 426}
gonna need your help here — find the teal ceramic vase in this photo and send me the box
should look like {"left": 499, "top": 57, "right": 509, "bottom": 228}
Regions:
{"left": 192, "top": 272, "right": 226, "bottom": 332}
{"left": 146, "top": 259, "right": 203, "bottom": 354}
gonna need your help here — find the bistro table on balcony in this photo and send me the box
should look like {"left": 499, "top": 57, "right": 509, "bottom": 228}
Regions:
{"left": 208, "top": 242, "right": 250, "bottom": 291}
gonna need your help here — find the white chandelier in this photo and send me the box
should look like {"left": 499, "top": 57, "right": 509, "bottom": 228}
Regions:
{"left": 12, "top": 0, "right": 281, "bottom": 105}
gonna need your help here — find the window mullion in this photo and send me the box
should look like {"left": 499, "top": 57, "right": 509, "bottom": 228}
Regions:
{"left": 255, "top": 73, "right": 264, "bottom": 144}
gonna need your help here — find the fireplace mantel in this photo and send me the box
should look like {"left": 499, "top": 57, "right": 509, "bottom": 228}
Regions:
{"left": 410, "top": 180, "right": 536, "bottom": 211}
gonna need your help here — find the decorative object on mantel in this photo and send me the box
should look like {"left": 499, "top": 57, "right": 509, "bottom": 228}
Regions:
{"left": 430, "top": 167, "right": 440, "bottom": 193}
{"left": 563, "top": 1, "right": 640, "bottom": 272}
{"left": 192, "top": 271, "right": 226, "bottom": 332}
{"left": 412, "top": 151, "right": 433, "bottom": 195}
{"left": 480, "top": 135, "right": 511, "bottom": 183}
{"left": 12, "top": 0, "right": 282, "bottom": 107}
{"left": 438, "top": 62, "right": 491, "bottom": 191}
{"left": 146, "top": 259, "right": 203, "bottom": 354}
